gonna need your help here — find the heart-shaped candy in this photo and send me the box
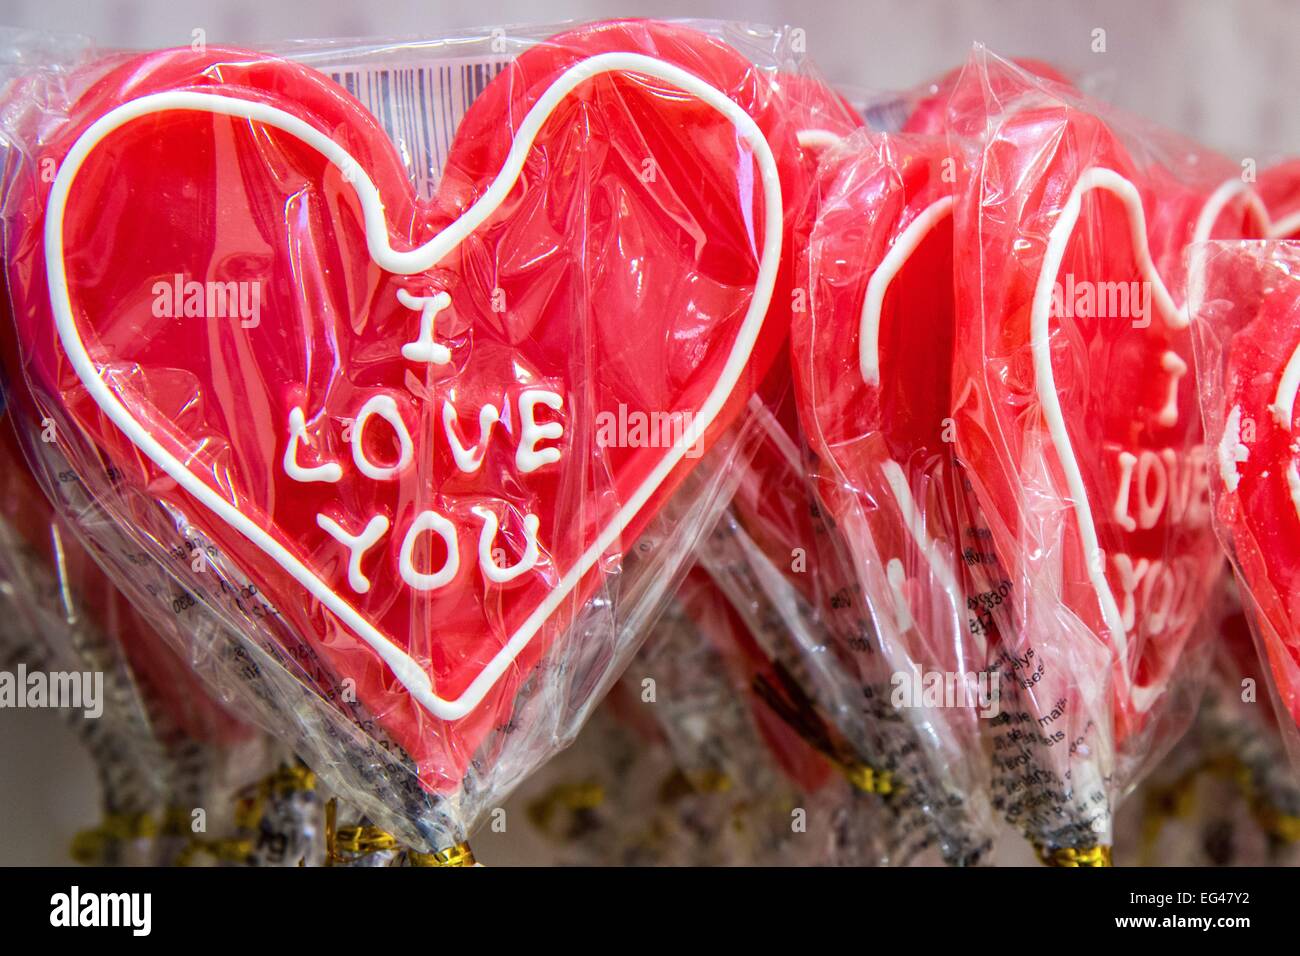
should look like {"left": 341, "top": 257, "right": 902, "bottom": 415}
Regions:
{"left": 1194, "top": 241, "right": 1300, "bottom": 731}
{"left": 792, "top": 125, "right": 1002, "bottom": 863}
{"left": 946, "top": 62, "right": 1251, "bottom": 750}
{"left": 3, "top": 20, "right": 801, "bottom": 792}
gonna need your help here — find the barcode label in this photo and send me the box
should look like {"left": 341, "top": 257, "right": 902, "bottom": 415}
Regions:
{"left": 325, "top": 58, "right": 514, "bottom": 197}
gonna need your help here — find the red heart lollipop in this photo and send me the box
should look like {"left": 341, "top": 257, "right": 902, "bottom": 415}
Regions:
{"left": 950, "top": 79, "right": 1252, "bottom": 737}
{"left": 3, "top": 21, "right": 799, "bottom": 794}
{"left": 792, "top": 126, "right": 1000, "bottom": 863}
{"left": 1194, "top": 241, "right": 1300, "bottom": 733}
{"left": 944, "top": 54, "right": 1253, "bottom": 851}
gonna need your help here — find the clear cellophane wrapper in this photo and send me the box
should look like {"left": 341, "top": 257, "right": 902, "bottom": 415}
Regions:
{"left": 0, "top": 409, "right": 284, "bottom": 865}
{"left": 0, "top": 508, "right": 162, "bottom": 865}
{"left": 0, "top": 19, "right": 836, "bottom": 853}
{"left": 933, "top": 49, "right": 1243, "bottom": 860}
{"left": 1190, "top": 240, "right": 1300, "bottom": 776}
{"left": 791, "top": 112, "right": 1009, "bottom": 863}
{"left": 773, "top": 62, "right": 1115, "bottom": 866}
{"left": 1117, "top": 569, "right": 1300, "bottom": 865}
{"left": 519, "top": 572, "right": 882, "bottom": 866}
{"left": 696, "top": 395, "right": 995, "bottom": 863}
{"left": 647, "top": 569, "right": 882, "bottom": 865}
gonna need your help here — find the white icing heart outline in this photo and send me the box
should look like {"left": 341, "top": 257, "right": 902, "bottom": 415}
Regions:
{"left": 1029, "top": 167, "right": 1229, "bottom": 714}
{"left": 45, "top": 52, "right": 783, "bottom": 722}
{"left": 851, "top": 193, "right": 980, "bottom": 661}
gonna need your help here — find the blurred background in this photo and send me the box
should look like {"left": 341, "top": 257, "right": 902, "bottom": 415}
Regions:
{"left": 0, "top": 0, "right": 1294, "bottom": 864}
{"left": 2, "top": 0, "right": 1296, "bottom": 157}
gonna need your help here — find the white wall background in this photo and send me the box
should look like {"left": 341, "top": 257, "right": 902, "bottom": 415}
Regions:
{"left": 0, "top": 0, "right": 1292, "bottom": 864}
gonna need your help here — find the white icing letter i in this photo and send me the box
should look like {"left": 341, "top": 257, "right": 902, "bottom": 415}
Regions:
{"left": 397, "top": 289, "right": 453, "bottom": 365}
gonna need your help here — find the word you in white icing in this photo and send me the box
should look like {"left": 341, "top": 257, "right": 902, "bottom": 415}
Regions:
{"left": 1109, "top": 552, "right": 1205, "bottom": 642}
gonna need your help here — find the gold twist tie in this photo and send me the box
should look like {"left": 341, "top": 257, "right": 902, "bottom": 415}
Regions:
{"left": 334, "top": 825, "right": 399, "bottom": 856}
{"left": 175, "top": 837, "right": 253, "bottom": 866}
{"left": 408, "top": 842, "right": 477, "bottom": 867}
{"left": 269, "top": 764, "right": 317, "bottom": 796}
{"left": 1254, "top": 807, "right": 1300, "bottom": 843}
{"left": 234, "top": 763, "right": 319, "bottom": 834}
{"left": 70, "top": 812, "right": 157, "bottom": 862}
{"left": 686, "top": 769, "right": 732, "bottom": 794}
{"left": 1037, "top": 844, "right": 1113, "bottom": 867}
{"left": 1204, "top": 753, "right": 1300, "bottom": 844}
{"left": 839, "top": 760, "right": 895, "bottom": 796}
{"left": 527, "top": 780, "right": 606, "bottom": 833}
{"left": 658, "top": 768, "right": 732, "bottom": 804}
{"left": 233, "top": 793, "right": 264, "bottom": 832}
{"left": 161, "top": 806, "right": 195, "bottom": 837}
{"left": 1138, "top": 769, "right": 1199, "bottom": 863}
{"left": 552, "top": 781, "right": 605, "bottom": 810}
{"left": 1205, "top": 753, "right": 1249, "bottom": 787}
{"left": 751, "top": 665, "right": 900, "bottom": 799}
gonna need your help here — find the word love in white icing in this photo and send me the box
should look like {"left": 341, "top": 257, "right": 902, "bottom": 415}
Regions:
{"left": 1109, "top": 444, "right": 1211, "bottom": 534}
{"left": 285, "top": 389, "right": 566, "bottom": 594}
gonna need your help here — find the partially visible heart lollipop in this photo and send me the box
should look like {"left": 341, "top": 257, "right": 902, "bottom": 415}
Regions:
{"left": 945, "top": 51, "right": 1250, "bottom": 857}
{"left": 1192, "top": 241, "right": 1300, "bottom": 737}
{"left": 791, "top": 124, "right": 1001, "bottom": 864}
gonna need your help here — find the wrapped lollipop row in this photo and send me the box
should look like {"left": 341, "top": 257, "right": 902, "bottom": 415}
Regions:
{"left": 0, "top": 17, "right": 1297, "bottom": 865}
